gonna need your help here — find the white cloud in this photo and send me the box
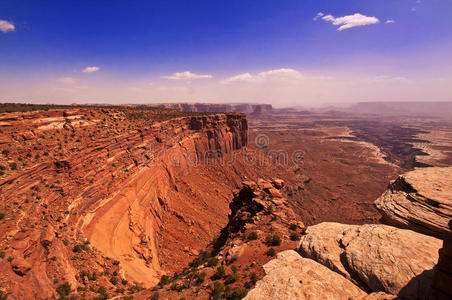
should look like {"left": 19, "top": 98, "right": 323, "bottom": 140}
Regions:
{"left": 221, "top": 73, "right": 254, "bottom": 84}
{"left": 148, "top": 82, "right": 154, "bottom": 86}
{"left": 55, "top": 77, "right": 77, "bottom": 84}
{"left": 161, "top": 71, "right": 213, "bottom": 80}
{"left": 221, "top": 68, "right": 302, "bottom": 84}
{"left": 385, "top": 19, "right": 395, "bottom": 24}
{"left": 313, "top": 12, "right": 324, "bottom": 21}
{"left": 316, "top": 13, "right": 380, "bottom": 31}
{"left": 0, "top": 20, "right": 15, "bottom": 33}
{"left": 82, "top": 66, "right": 100, "bottom": 73}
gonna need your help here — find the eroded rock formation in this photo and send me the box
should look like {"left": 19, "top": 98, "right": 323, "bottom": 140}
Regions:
{"left": 245, "top": 250, "right": 368, "bottom": 300}
{"left": 0, "top": 108, "right": 253, "bottom": 298}
{"left": 298, "top": 222, "right": 442, "bottom": 298}
{"left": 375, "top": 167, "right": 452, "bottom": 238}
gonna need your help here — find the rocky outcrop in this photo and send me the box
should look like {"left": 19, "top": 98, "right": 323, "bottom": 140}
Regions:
{"left": 245, "top": 250, "right": 367, "bottom": 300}
{"left": 375, "top": 167, "right": 452, "bottom": 238}
{"left": 298, "top": 222, "right": 442, "bottom": 298}
{"left": 147, "top": 178, "right": 305, "bottom": 299}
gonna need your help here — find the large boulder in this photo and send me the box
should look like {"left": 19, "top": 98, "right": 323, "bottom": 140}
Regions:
{"left": 374, "top": 167, "right": 452, "bottom": 238}
{"left": 245, "top": 250, "right": 367, "bottom": 300}
{"left": 298, "top": 222, "right": 442, "bottom": 299}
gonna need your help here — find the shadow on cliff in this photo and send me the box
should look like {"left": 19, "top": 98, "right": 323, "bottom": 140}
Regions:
{"left": 395, "top": 268, "right": 446, "bottom": 300}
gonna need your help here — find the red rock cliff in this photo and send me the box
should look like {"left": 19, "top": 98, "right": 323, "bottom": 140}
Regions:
{"left": 0, "top": 109, "right": 249, "bottom": 297}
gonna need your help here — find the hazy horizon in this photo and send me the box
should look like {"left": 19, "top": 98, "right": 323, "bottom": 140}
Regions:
{"left": 1, "top": 0, "right": 452, "bottom": 106}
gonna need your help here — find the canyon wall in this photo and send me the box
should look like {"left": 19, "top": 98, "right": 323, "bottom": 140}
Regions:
{"left": 79, "top": 114, "right": 249, "bottom": 286}
{"left": 0, "top": 109, "right": 250, "bottom": 297}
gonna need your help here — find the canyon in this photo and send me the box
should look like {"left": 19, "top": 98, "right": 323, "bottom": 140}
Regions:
{"left": 0, "top": 103, "right": 451, "bottom": 299}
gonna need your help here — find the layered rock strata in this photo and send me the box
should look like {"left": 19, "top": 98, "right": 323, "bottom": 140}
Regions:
{"left": 375, "top": 167, "right": 452, "bottom": 238}
{"left": 0, "top": 109, "right": 249, "bottom": 297}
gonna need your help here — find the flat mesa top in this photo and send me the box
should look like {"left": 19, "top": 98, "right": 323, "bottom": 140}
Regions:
{"left": 404, "top": 167, "right": 452, "bottom": 204}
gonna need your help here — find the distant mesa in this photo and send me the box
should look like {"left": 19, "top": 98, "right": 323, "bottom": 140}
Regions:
{"left": 334, "top": 101, "right": 452, "bottom": 118}
{"left": 142, "top": 103, "right": 273, "bottom": 114}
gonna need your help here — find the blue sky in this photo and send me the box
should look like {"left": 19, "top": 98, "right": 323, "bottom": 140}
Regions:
{"left": 1, "top": 0, "right": 451, "bottom": 106}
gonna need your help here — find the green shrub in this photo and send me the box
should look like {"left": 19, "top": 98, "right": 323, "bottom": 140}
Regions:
{"left": 56, "top": 282, "right": 71, "bottom": 297}
{"left": 0, "top": 165, "right": 5, "bottom": 170}
{"left": 158, "top": 275, "right": 170, "bottom": 287}
{"left": 97, "top": 286, "right": 108, "bottom": 299}
{"left": 289, "top": 224, "right": 297, "bottom": 231}
{"left": 88, "top": 272, "right": 97, "bottom": 281}
{"left": 224, "top": 286, "right": 248, "bottom": 300}
{"left": 110, "top": 276, "right": 118, "bottom": 285}
{"left": 265, "top": 235, "right": 281, "bottom": 246}
{"left": 72, "top": 244, "right": 88, "bottom": 253}
{"left": 212, "top": 266, "right": 225, "bottom": 280}
{"left": 266, "top": 248, "right": 276, "bottom": 257}
{"left": 224, "top": 273, "right": 239, "bottom": 285}
{"left": 250, "top": 272, "right": 258, "bottom": 285}
{"left": 169, "top": 283, "right": 184, "bottom": 292}
{"left": 150, "top": 292, "right": 160, "bottom": 300}
{"left": 9, "top": 162, "right": 17, "bottom": 170}
{"left": 207, "top": 257, "right": 219, "bottom": 267}
{"left": 195, "top": 272, "right": 206, "bottom": 285}
{"left": 0, "top": 213, "right": 5, "bottom": 220}
{"left": 211, "top": 281, "right": 224, "bottom": 299}
{"left": 1, "top": 150, "right": 9, "bottom": 156}
{"left": 290, "top": 232, "right": 301, "bottom": 241}
{"left": 247, "top": 232, "right": 258, "bottom": 241}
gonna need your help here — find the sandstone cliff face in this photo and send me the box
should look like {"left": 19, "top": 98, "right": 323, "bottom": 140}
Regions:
{"left": 0, "top": 108, "right": 250, "bottom": 298}
{"left": 80, "top": 113, "right": 248, "bottom": 286}
{"left": 375, "top": 167, "right": 452, "bottom": 238}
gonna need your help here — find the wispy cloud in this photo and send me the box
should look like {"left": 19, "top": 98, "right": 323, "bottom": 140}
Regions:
{"left": 221, "top": 68, "right": 302, "bottom": 84}
{"left": 371, "top": 75, "right": 409, "bottom": 83}
{"left": 315, "top": 12, "right": 379, "bottom": 31}
{"left": 82, "top": 66, "right": 100, "bottom": 73}
{"left": 385, "top": 19, "right": 395, "bottom": 24}
{"left": 55, "top": 77, "right": 77, "bottom": 84}
{"left": 161, "top": 71, "right": 213, "bottom": 80}
{"left": 313, "top": 12, "right": 324, "bottom": 21}
{"left": 0, "top": 20, "right": 15, "bottom": 33}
